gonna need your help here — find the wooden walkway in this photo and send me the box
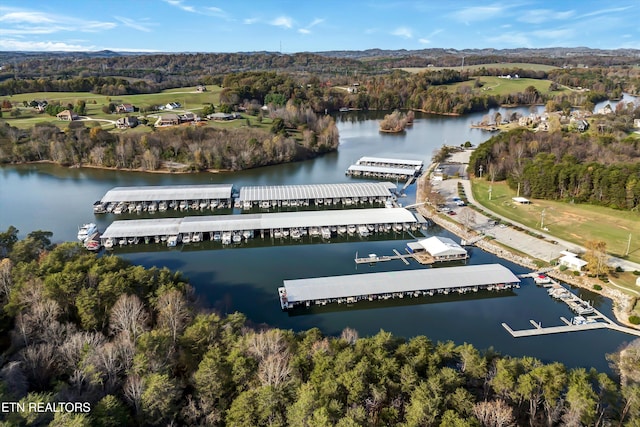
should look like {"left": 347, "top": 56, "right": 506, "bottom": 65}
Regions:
{"left": 354, "top": 249, "right": 435, "bottom": 265}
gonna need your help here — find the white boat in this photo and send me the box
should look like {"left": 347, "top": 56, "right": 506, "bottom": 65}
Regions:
{"left": 347, "top": 225, "right": 356, "bottom": 235}
{"left": 135, "top": 203, "right": 143, "bottom": 213}
{"left": 106, "top": 203, "right": 115, "bottom": 213}
{"left": 199, "top": 201, "right": 208, "bottom": 210}
{"left": 77, "top": 223, "right": 98, "bottom": 242}
{"left": 534, "top": 274, "right": 552, "bottom": 285}
{"left": 158, "top": 201, "right": 167, "bottom": 212}
{"left": 232, "top": 233, "right": 242, "bottom": 243}
{"left": 182, "top": 234, "right": 191, "bottom": 244}
{"left": 358, "top": 225, "right": 369, "bottom": 237}
{"left": 394, "top": 223, "right": 403, "bottom": 232}
{"left": 367, "top": 224, "right": 375, "bottom": 232}
{"left": 118, "top": 238, "right": 127, "bottom": 246}
{"left": 113, "top": 203, "right": 125, "bottom": 215}
{"left": 321, "top": 227, "right": 332, "bottom": 239}
{"left": 242, "top": 230, "right": 253, "bottom": 240}
{"left": 282, "top": 229, "right": 290, "bottom": 237}
{"left": 210, "top": 200, "right": 219, "bottom": 209}
{"left": 104, "top": 238, "right": 114, "bottom": 249}
{"left": 309, "top": 227, "right": 320, "bottom": 237}
{"left": 291, "top": 228, "right": 301, "bottom": 239}
{"left": 127, "top": 204, "right": 135, "bottom": 213}
{"left": 273, "top": 229, "right": 283, "bottom": 239}
{"left": 179, "top": 201, "right": 188, "bottom": 210}
{"left": 213, "top": 232, "right": 221, "bottom": 241}
{"left": 338, "top": 225, "right": 347, "bottom": 235}
{"left": 243, "top": 201, "right": 252, "bottom": 210}
{"left": 260, "top": 201, "right": 270, "bottom": 209}
{"left": 147, "top": 202, "right": 157, "bottom": 213}
{"left": 222, "top": 232, "right": 232, "bottom": 245}
{"left": 167, "top": 235, "right": 179, "bottom": 247}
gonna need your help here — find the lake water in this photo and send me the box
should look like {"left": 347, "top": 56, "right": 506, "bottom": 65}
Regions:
{"left": 0, "top": 107, "right": 632, "bottom": 373}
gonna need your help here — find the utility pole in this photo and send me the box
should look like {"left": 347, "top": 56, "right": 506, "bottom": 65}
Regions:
{"left": 517, "top": 182, "right": 521, "bottom": 197}
{"left": 626, "top": 233, "right": 632, "bottom": 257}
{"left": 488, "top": 183, "right": 493, "bottom": 200}
{"left": 478, "top": 165, "right": 483, "bottom": 178}
{"left": 540, "top": 208, "right": 546, "bottom": 229}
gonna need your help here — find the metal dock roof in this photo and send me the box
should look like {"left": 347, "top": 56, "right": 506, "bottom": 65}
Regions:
{"left": 101, "top": 208, "right": 418, "bottom": 238}
{"left": 357, "top": 156, "right": 424, "bottom": 168}
{"left": 347, "top": 165, "right": 419, "bottom": 176}
{"left": 282, "top": 264, "right": 520, "bottom": 303}
{"left": 100, "top": 184, "right": 233, "bottom": 203}
{"left": 238, "top": 182, "right": 396, "bottom": 202}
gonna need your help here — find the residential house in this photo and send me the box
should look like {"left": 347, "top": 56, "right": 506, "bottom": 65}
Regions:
{"left": 154, "top": 114, "right": 180, "bottom": 127}
{"left": 56, "top": 110, "right": 79, "bottom": 121}
{"left": 206, "top": 112, "right": 240, "bottom": 121}
{"left": 115, "top": 116, "right": 139, "bottom": 129}
{"left": 178, "top": 112, "right": 200, "bottom": 123}
{"left": 536, "top": 121, "right": 550, "bottom": 132}
{"left": 165, "top": 102, "right": 181, "bottom": 110}
{"left": 196, "top": 85, "right": 207, "bottom": 92}
{"left": 116, "top": 103, "right": 134, "bottom": 114}
{"left": 596, "top": 104, "right": 613, "bottom": 115}
{"left": 634, "top": 118, "right": 640, "bottom": 129}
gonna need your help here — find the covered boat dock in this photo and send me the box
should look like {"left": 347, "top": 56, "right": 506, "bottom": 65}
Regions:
{"left": 278, "top": 264, "right": 520, "bottom": 310}
{"left": 94, "top": 184, "right": 234, "bottom": 214}
{"left": 346, "top": 157, "right": 424, "bottom": 181}
{"left": 100, "top": 208, "right": 421, "bottom": 247}
{"left": 237, "top": 182, "right": 397, "bottom": 209}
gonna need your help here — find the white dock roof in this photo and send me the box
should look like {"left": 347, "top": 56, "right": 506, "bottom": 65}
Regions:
{"left": 357, "top": 157, "right": 424, "bottom": 168}
{"left": 347, "top": 165, "right": 418, "bottom": 176}
{"left": 101, "top": 208, "right": 418, "bottom": 237}
{"left": 283, "top": 264, "right": 520, "bottom": 303}
{"left": 238, "top": 182, "right": 396, "bottom": 202}
{"left": 417, "top": 236, "right": 467, "bottom": 257}
{"left": 101, "top": 184, "right": 233, "bottom": 203}
{"left": 101, "top": 218, "right": 182, "bottom": 238}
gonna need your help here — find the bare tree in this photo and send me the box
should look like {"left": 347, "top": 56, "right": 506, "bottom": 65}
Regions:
{"left": 156, "top": 289, "right": 191, "bottom": 345}
{"left": 246, "top": 329, "right": 288, "bottom": 361}
{"left": 458, "top": 209, "right": 477, "bottom": 235}
{"left": 19, "top": 343, "right": 58, "bottom": 389}
{"left": 340, "top": 327, "right": 359, "bottom": 345}
{"left": 473, "top": 400, "right": 515, "bottom": 427}
{"left": 123, "top": 374, "right": 144, "bottom": 415}
{"left": 257, "top": 352, "right": 291, "bottom": 387}
{"left": 0, "top": 258, "right": 13, "bottom": 299}
{"left": 0, "top": 361, "right": 28, "bottom": 398}
{"left": 109, "top": 294, "right": 149, "bottom": 343}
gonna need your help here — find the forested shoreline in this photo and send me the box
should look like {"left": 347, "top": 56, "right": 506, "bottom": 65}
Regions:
{"left": 0, "top": 228, "right": 639, "bottom": 426}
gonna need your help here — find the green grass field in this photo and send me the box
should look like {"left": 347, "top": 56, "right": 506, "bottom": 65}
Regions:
{"left": 471, "top": 179, "right": 640, "bottom": 264}
{"left": 447, "top": 76, "right": 566, "bottom": 97}
{"left": 400, "top": 62, "right": 559, "bottom": 73}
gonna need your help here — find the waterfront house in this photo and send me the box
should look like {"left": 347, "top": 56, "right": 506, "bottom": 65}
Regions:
{"left": 56, "top": 110, "right": 79, "bottom": 121}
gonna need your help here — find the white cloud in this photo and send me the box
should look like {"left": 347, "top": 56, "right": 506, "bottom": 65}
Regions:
{"left": 450, "top": 4, "right": 507, "bottom": 24}
{"left": 244, "top": 18, "right": 260, "bottom": 25}
{"left": 578, "top": 6, "right": 632, "bottom": 19}
{"left": 270, "top": 16, "right": 293, "bottom": 29}
{"left": 418, "top": 38, "right": 430, "bottom": 44}
{"left": 391, "top": 27, "right": 413, "bottom": 39}
{"left": 114, "top": 16, "right": 154, "bottom": 32}
{"left": 0, "top": 39, "right": 96, "bottom": 51}
{"left": 298, "top": 28, "right": 310, "bottom": 34}
{"left": 298, "top": 18, "right": 324, "bottom": 34}
{"left": 0, "top": 11, "right": 54, "bottom": 24}
{"left": 163, "top": 0, "right": 195, "bottom": 13}
{"left": 485, "top": 32, "right": 532, "bottom": 48}
{"left": 531, "top": 28, "right": 575, "bottom": 40}
{"left": 518, "top": 9, "right": 574, "bottom": 24}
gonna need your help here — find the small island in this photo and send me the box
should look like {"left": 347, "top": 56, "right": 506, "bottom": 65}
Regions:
{"left": 379, "top": 110, "right": 414, "bottom": 133}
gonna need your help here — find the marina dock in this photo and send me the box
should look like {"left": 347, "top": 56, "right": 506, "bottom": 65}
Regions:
{"left": 346, "top": 157, "right": 424, "bottom": 181}
{"left": 278, "top": 264, "right": 520, "bottom": 310}
{"left": 502, "top": 276, "right": 640, "bottom": 338}
{"left": 100, "top": 208, "right": 422, "bottom": 248}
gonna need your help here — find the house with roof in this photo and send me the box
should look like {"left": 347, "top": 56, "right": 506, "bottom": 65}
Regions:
{"left": 154, "top": 114, "right": 180, "bottom": 127}
{"left": 56, "top": 110, "right": 79, "bottom": 121}
{"left": 196, "top": 85, "right": 207, "bottom": 92}
{"left": 116, "top": 103, "right": 134, "bottom": 114}
{"left": 179, "top": 112, "right": 200, "bottom": 123}
{"left": 165, "top": 102, "right": 181, "bottom": 110}
{"left": 115, "top": 116, "right": 139, "bottom": 129}
{"left": 406, "top": 236, "right": 468, "bottom": 262}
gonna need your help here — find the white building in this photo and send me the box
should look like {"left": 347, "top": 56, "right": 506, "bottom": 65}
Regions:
{"left": 558, "top": 250, "right": 588, "bottom": 271}
{"left": 407, "top": 236, "right": 468, "bottom": 261}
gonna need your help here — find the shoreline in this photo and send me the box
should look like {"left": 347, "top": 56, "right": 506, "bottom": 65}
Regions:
{"left": 3, "top": 160, "right": 233, "bottom": 175}
{"left": 416, "top": 173, "right": 640, "bottom": 331}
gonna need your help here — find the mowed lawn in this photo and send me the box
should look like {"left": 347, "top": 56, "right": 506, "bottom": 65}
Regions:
{"left": 446, "top": 76, "right": 566, "bottom": 97}
{"left": 471, "top": 179, "right": 640, "bottom": 264}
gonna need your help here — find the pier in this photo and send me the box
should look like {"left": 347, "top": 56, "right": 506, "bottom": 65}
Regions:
{"left": 278, "top": 264, "right": 520, "bottom": 310}
{"left": 502, "top": 277, "right": 640, "bottom": 338}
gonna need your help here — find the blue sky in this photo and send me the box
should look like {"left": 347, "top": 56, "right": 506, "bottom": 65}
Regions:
{"left": 1, "top": 1, "right": 639, "bottom": 52}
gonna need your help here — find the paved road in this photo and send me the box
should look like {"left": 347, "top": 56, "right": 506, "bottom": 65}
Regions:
{"left": 433, "top": 177, "right": 640, "bottom": 271}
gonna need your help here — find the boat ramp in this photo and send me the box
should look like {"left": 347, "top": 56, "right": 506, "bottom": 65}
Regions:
{"left": 100, "top": 208, "right": 423, "bottom": 248}
{"left": 346, "top": 157, "right": 423, "bottom": 181}
{"left": 278, "top": 264, "right": 520, "bottom": 310}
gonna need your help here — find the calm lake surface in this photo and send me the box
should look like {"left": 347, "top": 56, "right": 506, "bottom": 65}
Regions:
{"left": 0, "top": 107, "right": 632, "bottom": 373}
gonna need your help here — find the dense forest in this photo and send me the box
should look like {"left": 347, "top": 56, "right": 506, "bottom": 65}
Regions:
{"left": 468, "top": 103, "right": 640, "bottom": 209}
{"left": 1, "top": 228, "right": 640, "bottom": 426}
{"left": 0, "top": 103, "right": 339, "bottom": 171}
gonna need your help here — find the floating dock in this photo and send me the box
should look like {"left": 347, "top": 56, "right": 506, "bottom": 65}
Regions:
{"left": 100, "top": 208, "right": 421, "bottom": 248}
{"left": 346, "top": 157, "right": 424, "bottom": 181}
{"left": 237, "top": 182, "right": 397, "bottom": 209}
{"left": 278, "top": 264, "right": 520, "bottom": 310}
